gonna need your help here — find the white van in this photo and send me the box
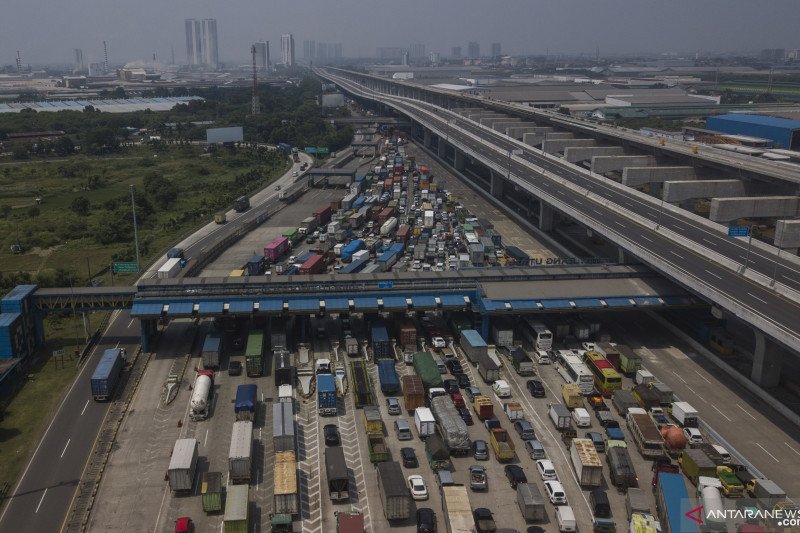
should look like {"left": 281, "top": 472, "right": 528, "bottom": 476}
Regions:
{"left": 492, "top": 380, "right": 512, "bottom": 398}
{"left": 535, "top": 350, "right": 551, "bottom": 364}
{"left": 572, "top": 407, "right": 591, "bottom": 428}
{"left": 711, "top": 444, "right": 732, "bottom": 464}
{"left": 556, "top": 505, "right": 577, "bottom": 532}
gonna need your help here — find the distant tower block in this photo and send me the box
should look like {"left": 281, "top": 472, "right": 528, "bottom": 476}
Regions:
{"left": 251, "top": 45, "right": 260, "bottom": 115}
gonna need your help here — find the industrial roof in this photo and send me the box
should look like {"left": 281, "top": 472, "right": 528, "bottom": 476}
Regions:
{"left": 711, "top": 114, "right": 800, "bottom": 129}
{"left": 0, "top": 96, "right": 202, "bottom": 114}
{"left": 430, "top": 83, "right": 474, "bottom": 91}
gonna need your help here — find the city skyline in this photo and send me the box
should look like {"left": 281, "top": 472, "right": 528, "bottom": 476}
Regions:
{"left": 1, "top": 0, "right": 799, "bottom": 66}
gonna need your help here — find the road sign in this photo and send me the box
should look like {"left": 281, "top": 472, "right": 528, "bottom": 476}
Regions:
{"left": 377, "top": 281, "right": 394, "bottom": 290}
{"left": 52, "top": 348, "right": 64, "bottom": 358}
{"left": 112, "top": 261, "right": 139, "bottom": 273}
{"left": 304, "top": 147, "right": 317, "bottom": 154}
{"left": 727, "top": 226, "right": 750, "bottom": 237}
{"left": 316, "top": 147, "right": 330, "bottom": 154}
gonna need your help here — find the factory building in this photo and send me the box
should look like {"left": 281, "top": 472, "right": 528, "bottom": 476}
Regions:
{"left": 706, "top": 114, "right": 800, "bottom": 151}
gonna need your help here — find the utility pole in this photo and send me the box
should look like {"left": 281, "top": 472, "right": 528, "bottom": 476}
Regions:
{"left": 251, "top": 45, "right": 260, "bottom": 115}
{"left": 130, "top": 185, "right": 141, "bottom": 272}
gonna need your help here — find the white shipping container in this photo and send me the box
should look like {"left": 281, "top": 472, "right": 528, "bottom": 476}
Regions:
{"left": 158, "top": 257, "right": 182, "bottom": 279}
{"left": 352, "top": 249, "right": 369, "bottom": 262}
{"left": 228, "top": 420, "right": 253, "bottom": 483}
{"left": 414, "top": 407, "right": 435, "bottom": 437}
{"left": 334, "top": 243, "right": 344, "bottom": 256}
{"left": 168, "top": 438, "right": 198, "bottom": 491}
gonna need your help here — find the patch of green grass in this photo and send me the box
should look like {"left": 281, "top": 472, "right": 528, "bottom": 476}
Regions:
{"left": 0, "top": 313, "right": 102, "bottom": 498}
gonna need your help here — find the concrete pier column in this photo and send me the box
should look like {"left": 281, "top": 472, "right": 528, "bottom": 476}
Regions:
{"left": 423, "top": 129, "right": 432, "bottom": 148}
{"left": 539, "top": 202, "right": 554, "bottom": 231}
{"left": 751, "top": 330, "right": 783, "bottom": 387}
{"left": 140, "top": 319, "right": 153, "bottom": 353}
{"left": 490, "top": 170, "right": 505, "bottom": 199}
{"left": 480, "top": 314, "right": 490, "bottom": 342}
{"left": 454, "top": 149, "right": 465, "bottom": 171}
{"left": 437, "top": 139, "right": 446, "bottom": 158}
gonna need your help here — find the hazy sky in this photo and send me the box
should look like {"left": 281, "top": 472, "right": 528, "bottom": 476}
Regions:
{"left": 1, "top": 0, "right": 797, "bottom": 66}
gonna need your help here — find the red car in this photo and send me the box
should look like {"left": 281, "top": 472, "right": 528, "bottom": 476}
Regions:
{"left": 450, "top": 393, "right": 465, "bottom": 409}
{"left": 175, "top": 517, "right": 193, "bottom": 533}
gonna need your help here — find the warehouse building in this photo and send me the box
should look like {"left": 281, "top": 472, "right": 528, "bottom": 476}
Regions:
{"left": 705, "top": 114, "right": 800, "bottom": 151}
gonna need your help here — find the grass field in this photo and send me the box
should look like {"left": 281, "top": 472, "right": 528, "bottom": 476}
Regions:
{"left": 0, "top": 312, "right": 103, "bottom": 497}
{"left": 0, "top": 144, "right": 289, "bottom": 286}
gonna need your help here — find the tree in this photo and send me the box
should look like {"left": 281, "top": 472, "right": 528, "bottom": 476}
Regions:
{"left": 27, "top": 206, "right": 40, "bottom": 218}
{"left": 53, "top": 136, "right": 75, "bottom": 156}
{"left": 70, "top": 196, "right": 90, "bottom": 216}
{"left": 113, "top": 87, "right": 127, "bottom": 99}
{"left": 12, "top": 144, "right": 29, "bottom": 160}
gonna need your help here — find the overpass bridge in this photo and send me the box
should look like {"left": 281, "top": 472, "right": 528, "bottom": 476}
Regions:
{"left": 4, "top": 265, "right": 698, "bottom": 353}
{"left": 316, "top": 67, "right": 800, "bottom": 389}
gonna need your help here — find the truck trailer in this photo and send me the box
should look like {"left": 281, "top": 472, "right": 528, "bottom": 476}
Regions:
{"left": 317, "top": 373, "right": 338, "bottom": 416}
{"left": 234, "top": 384, "right": 257, "bottom": 421}
{"left": 441, "top": 484, "right": 473, "bottom": 533}
{"left": 90, "top": 347, "right": 125, "bottom": 401}
{"left": 377, "top": 461, "right": 412, "bottom": 521}
{"left": 228, "top": 420, "right": 253, "bottom": 484}
{"left": 570, "top": 438, "right": 604, "bottom": 487}
{"left": 273, "top": 451, "right": 299, "bottom": 515}
{"left": 201, "top": 333, "right": 221, "bottom": 369}
{"left": 402, "top": 374, "right": 425, "bottom": 413}
{"left": 189, "top": 370, "right": 214, "bottom": 421}
{"left": 168, "top": 438, "right": 199, "bottom": 492}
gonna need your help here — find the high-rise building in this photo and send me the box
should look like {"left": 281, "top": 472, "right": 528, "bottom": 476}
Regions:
{"left": 429, "top": 52, "right": 441, "bottom": 65}
{"left": 760, "top": 48, "right": 785, "bottom": 62}
{"left": 303, "top": 40, "right": 316, "bottom": 60}
{"left": 333, "top": 43, "right": 342, "bottom": 59}
{"left": 253, "top": 42, "right": 268, "bottom": 69}
{"left": 185, "top": 18, "right": 218, "bottom": 68}
{"left": 491, "top": 42, "right": 501, "bottom": 58}
{"left": 73, "top": 48, "right": 85, "bottom": 73}
{"left": 281, "top": 34, "right": 295, "bottom": 66}
{"left": 409, "top": 43, "right": 426, "bottom": 59}
{"left": 201, "top": 18, "right": 219, "bottom": 69}
{"left": 377, "top": 47, "right": 404, "bottom": 60}
{"left": 401, "top": 50, "right": 409, "bottom": 66}
{"left": 467, "top": 41, "right": 480, "bottom": 59}
{"left": 451, "top": 46, "right": 462, "bottom": 59}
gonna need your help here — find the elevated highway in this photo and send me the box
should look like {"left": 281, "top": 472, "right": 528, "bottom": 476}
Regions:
{"left": 317, "top": 67, "right": 800, "bottom": 387}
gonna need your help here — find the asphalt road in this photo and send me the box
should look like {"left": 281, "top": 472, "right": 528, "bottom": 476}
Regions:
{"left": 0, "top": 310, "right": 140, "bottom": 533}
{"left": 321, "top": 71, "right": 800, "bottom": 351}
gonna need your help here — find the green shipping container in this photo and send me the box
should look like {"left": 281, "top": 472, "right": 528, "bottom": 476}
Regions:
{"left": 224, "top": 484, "right": 249, "bottom": 533}
{"left": 412, "top": 351, "right": 442, "bottom": 389}
{"left": 245, "top": 330, "right": 264, "bottom": 377}
{"left": 282, "top": 228, "right": 300, "bottom": 242}
{"left": 201, "top": 471, "right": 223, "bottom": 512}
{"left": 617, "top": 344, "right": 642, "bottom": 375}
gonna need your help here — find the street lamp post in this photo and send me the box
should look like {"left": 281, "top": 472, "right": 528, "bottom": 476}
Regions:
{"left": 742, "top": 225, "right": 755, "bottom": 272}
{"left": 656, "top": 197, "right": 665, "bottom": 230}
{"left": 771, "top": 248, "right": 782, "bottom": 286}
{"left": 130, "top": 184, "right": 141, "bottom": 272}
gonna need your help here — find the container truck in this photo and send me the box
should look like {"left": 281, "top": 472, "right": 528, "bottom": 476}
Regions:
{"left": 613, "top": 389, "right": 640, "bottom": 416}
{"left": 679, "top": 448, "right": 717, "bottom": 485}
{"left": 413, "top": 351, "right": 443, "bottom": 389}
{"left": 313, "top": 205, "right": 332, "bottom": 225}
{"left": 477, "top": 353, "right": 500, "bottom": 384}
{"left": 299, "top": 216, "right": 318, "bottom": 234}
{"left": 607, "top": 442, "right": 638, "bottom": 490}
{"left": 426, "top": 433, "right": 452, "bottom": 471}
{"left": 424, "top": 210, "right": 434, "bottom": 228}
{"left": 380, "top": 217, "right": 398, "bottom": 236}
{"left": 489, "top": 427, "right": 515, "bottom": 462}
{"left": 377, "top": 359, "right": 400, "bottom": 394}
{"left": 509, "top": 346, "right": 535, "bottom": 376}
{"left": 402, "top": 375, "right": 425, "bottom": 413}
{"left": 325, "top": 446, "right": 350, "bottom": 501}
{"left": 274, "top": 351, "right": 294, "bottom": 387}
{"left": 340, "top": 239, "right": 364, "bottom": 262}
{"left": 671, "top": 401, "right": 699, "bottom": 427}
{"left": 200, "top": 471, "right": 223, "bottom": 513}
{"left": 655, "top": 471, "right": 693, "bottom": 533}
{"left": 368, "top": 431, "right": 389, "bottom": 463}
{"left": 336, "top": 511, "right": 364, "bottom": 533}
{"left": 158, "top": 257, "right": 182, "bottom": 279}
{"left": 396, "top": 319, "right": 417, "bottom": 348}
{"left": 751, "top": 479, "right": 786, "bottom": 509}
{"left": 189, "top": 370, "right": 214, "bottom": 421}
{"left": 272, "top": 401, "right": 296, "bottom": 453}
{"left": 350, "top": 360, "right": 373, "bottom": 408}
{"left": 473, "top": 396, "right": 494, "bottom": 421}
{"left": 90, "top": 347, "right": 125, "bottom": 401}
{"left": 503, "top": 402, "right": 523, "bottom": 421}
{"left": 234, "top": 384, "right": 257, "bottom": 421}
{"left": 228, "top": 420, "right": 253, "bottom": 484}
{"left": 371, "top": 321, "right": 392, "bottom": 359}
{"left": 517, "top": 483, "right": 546, "bottom": 522}
{"left": 299, "top": 254, "right": 325, "bottom": 274}
{"left": 377, "top": 462, "right": 412, "bottom": 521}
{"left": 562, "top": 383, "right": 583, "bottom": 409}
{"left": 627, "top": 408, "right": 666, "bottom": 460}
{"left": 415, "top": 407, "right": 436, "bottom": 437}
{"left": 168, "top": 438, "right": 199, "bottom": 492}
{"left": 626, "top": 487, "right": 650, "bottom": 519}
{"left": 245, "top": 330, "right": 264, "bottom": 377}
{"left": 363, "top": 405, "right": 383, "bottom": 434}
{"left": 491, "top": 319, "right": 514, "bottom": 348}
{"left": 431, "top": 395, "right": 470, "bottom": 455}
{"left": 594, "top": 342, "right": 621, "bottom": 370}
{"left": 570, "top": 438, "right": 604, "bottom": 487}
{"left": 442, "top": 485, "right": 473, "bottom": 533}
{"left": 459, "top": 329, "right": 488, "bottom": 365}
{"left": 716, "top": 466, "right": 744, "bottom": 497}
{"left": 616, "top": 344, "right": 642, "bottom": 375}
{"left": 548, "top": 403, "right": 573, "bottom": 431}
{"left": 317, "top": 373, "right": 337, "bottom": 416}
{"left": 201, "top": 333, "right": 221, "bottom": 369}
{"left": 273, "top": 451, "right": 299, "bottom": 515}
{"left": 264, "top": 237, "right": 290, "bottom": 262}
{"left": 223, "top": 484, "right": 249, "bottom": 533}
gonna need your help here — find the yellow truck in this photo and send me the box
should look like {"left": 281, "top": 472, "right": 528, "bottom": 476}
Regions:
{"left": 562, "top": 383, "right": 583, "bottom": 409}
{"left": 489, "top": 428, "right": 515, "bottom": 462}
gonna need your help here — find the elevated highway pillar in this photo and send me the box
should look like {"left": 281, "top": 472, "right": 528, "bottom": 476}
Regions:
{"left": 454, "top": 149, "right": 465, "bottom": 171}
{"left": 490, "top": 170, "right": 505, "bottom": 199}
{"left": 709, "top": 196, "right": 800, "bottom": 223}
{"left": 564, "top": 146, "right": 624, "bottom": 164}
{"left": 437, "top": 139, "right": 446, "bottom": 158}
{"left": 423, "top": 129, "right": 432, "bottom": 148}
{"left": 140, "top": 319, "right": 156, "bottom": 353}
{"left": 751, "top": 330, "right": 784, "bottom": 388}
{"left": 539, "top": 202, "right": 554, "bottom": 231}
{"left": 480, "top": 314, "right": 490, "bottom": 342}
{"left": 505, "top": 125, "right": 541, "bottom": 140}
{"left": 591, "top": 155, "right": 656, "bottom": 175}
{"left": 542, "top": 138, "right": 597, "bottom": 155}
{"left": 775, "top": 220, "right": 800, "bottom": 251}
{"left": 662, "top": 180, "right": 746, "bottom": 204}
{"left": 523, "top": 130, "right": 567, "bottom": 147}
{"left": 622, "top": 166, "right": 701, "bottom": 188}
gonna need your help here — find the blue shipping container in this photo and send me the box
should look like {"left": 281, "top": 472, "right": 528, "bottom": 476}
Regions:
{"left": 234, "top": 384, "right": 257, "bottom": 420}
{"left": 247, "top": 255, "right": 265, "bottom": 276}
{"left": 461, "top": 329, "right": 487, "bottom": 348}
{"left": 377, "top": 359, "right": 400, "bottom": 394}
{"left": 352, "top": 196, "right": 366, "bottom": 210}
{"left": 657, "top": 472, "right": 693, "bottom": 533}
{"left": 339, "top": 258, "right": 368, "bottom": 274}
{"left": 202, "top": 334, "right": 221, "bottom": 353}
{"left": 284, "top": 266, "right": 299, "bottom": 276}
{"left": 90, "top": 348, "right": 125, "bottom": 401}
{"left": 317, "top": 373, "right": 337, "bottom": 415}
{"left": 341, "top": 240, "right": 365, "bottom": 262}
{"left": 371, "top": 321, "right": 392, "bottom": 359}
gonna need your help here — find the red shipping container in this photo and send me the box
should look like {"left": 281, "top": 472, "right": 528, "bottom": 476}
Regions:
{"left": 396, "top": 319, "right": 417, "bottom": 346}
{"left": 313, "top": 205, "right": 332, "bottom": 225}
{"left": 299, "top": 254, "right": 325, "bottom": 274}
{"left": 383, "top": 178, "right": 393, "bottom": 190}
{"left": 377, "top": 207, "right": 395, "bottom": 225}
{"left": 396, "top": 224, "right": 410, "bottom": 243}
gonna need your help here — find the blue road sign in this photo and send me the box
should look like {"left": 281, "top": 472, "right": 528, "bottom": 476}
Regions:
{"left": 377, "top": 281, "right": 394, "bottom": 290}
{"left": 728, "top": 226, "right": 750, "bottom": 237}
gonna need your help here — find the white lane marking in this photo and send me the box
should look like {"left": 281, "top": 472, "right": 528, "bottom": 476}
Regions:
{"left": 614, "top": 221, "right": 625, "bottom": 228}
{"left": 80, "top": 399, "right": 90, "bottom": 416}
{"left": 640, "top": 235, "right": 653, "bottom": 243}
{"left": 711, "top": 405, "right": 732, "bottom": 422}
{"left": 35, "top": 489, "right": 47, "bottom": 513}
{"left": 114, "top": 341, "right": 120, "bottom": 349}
{"left": 748, "top": 292, "right": 768, "bottom": 305}
{"left": 60, "top": 439, "right": 71, "bottom": 459}
{"left": 127, "top": 319, "right": 134, "bottom": 328}
{"left": 671, "top": 371, "right": 687, "bottom": 384}
{"left": 693, "top": 370, "right": 711, "bottom": 384}
{"left": 785, "top": 442, "right": 800, "bottom": 457}
{"left": 204, "top": 429, "right": 209, "bottom": 447}
{"left": 704, "top": 269, "right": 722, "bottom": 280}
{"left": 737, "top": 404, "right": 757, "bottom": 420}
{"left": 757, "top": 443, "right": 779, "bottom": 462}
{"left": 702, "top": 238, "right": 716, "bottom": 246}
{"left": 670, "top": 251, "right": 684, "bottom": 260}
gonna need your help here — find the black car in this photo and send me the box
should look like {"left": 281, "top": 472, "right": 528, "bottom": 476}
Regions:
{"left": 401, "top": 447, "right": 418, "bottom": 468}
{"left": 456, "top": 407, "right": 474, "bottom": 426}
{"left": 445, "top": 359, "right": 463, "bottom": 375}
{"left": 228, "top": 360, "right": 242, "bottom": 376}
{"left": 526, "top": 379, "right": 545, "bottom": 398}
{"left": 416, "top": 507, "right": 437, "bottom": 533}
{"left": 323, "top": 424, "right": 340, "bottom": 446}
{"left": 504, "top": 464, "right": 527, "bottom": 489}
{"left": 473, "top": 508, "right": 496, "bottom": 533}
{"left": 443, "top": 379, "right": 459, "bottom": 395}
{"left": 455, "top": 373, "right": 471, "bottom": 389}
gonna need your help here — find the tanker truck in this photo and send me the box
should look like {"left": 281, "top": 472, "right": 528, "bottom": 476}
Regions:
{"left": 190, "top": 370, "right": 214, "bottom": 421}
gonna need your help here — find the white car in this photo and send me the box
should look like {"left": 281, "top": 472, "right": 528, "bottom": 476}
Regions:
{"left": 683, "top": 427, "right": 703, "bottom": 445}
{"left": 407, "top": 475, "right": 428, "bottom": 500}
{"left": 536, "top": 459, "right": 557, "bottom": 480}
{"left": 544, "top": 480, "right": 567, "bottom": 505}
{"left": 431, "top": 337, "right": 446, "bottom": 349}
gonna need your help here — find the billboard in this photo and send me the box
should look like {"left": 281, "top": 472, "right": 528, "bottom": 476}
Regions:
{"left": 321, "top": 93, "right": 345, "bottom": 108}
{"left": 206, "top": 126, "right": 244, "bottom": 144}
